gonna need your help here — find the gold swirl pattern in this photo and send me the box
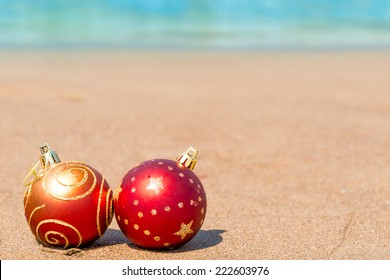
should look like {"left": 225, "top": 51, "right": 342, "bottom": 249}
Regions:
{"left": 45, "top": 231, "right": 69, "bottom": 248}
{"left": 36, "top": 219, "right": 82, "bottom": 248}
{"left": 96, "top": 179, "right": 114, "bottom": 236}
{"left": 96, "top": 178, "right": 105, "bottom": 237}
{"left": 29, "top": 204, "right": 46, "bottom": 226}
{"left": 23, "top": 183, "right": 33, "bottom": 210}
{"left": 106, "top": 188, "right": 113, "bottom": 227}
{"left": 42, "top": 162, "right": 97, "bottom": 201}
{"left": 56, "top": 167, "right": 88, "bottom": 187}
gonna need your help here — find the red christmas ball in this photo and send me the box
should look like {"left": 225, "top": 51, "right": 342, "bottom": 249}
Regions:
{"left": 114, "top": 147, "right": 206, "bottom": 249}
{"left": 23, "top": 144, "right": 113, "bottom": 249}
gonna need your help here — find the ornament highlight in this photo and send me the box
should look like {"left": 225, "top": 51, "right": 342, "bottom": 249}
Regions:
{"left": 114, "top": 147, "right": 207, "bottom": 249}
{"left": 23, "top": 143, "right": 113, "bottom": 249}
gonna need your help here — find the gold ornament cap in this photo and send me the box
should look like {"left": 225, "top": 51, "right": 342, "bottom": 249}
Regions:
{"left": 39, "top": 143, "right": 61, "bottom": 170}
{"left": 177, "top": 147, "right": 198, "bottom": 170}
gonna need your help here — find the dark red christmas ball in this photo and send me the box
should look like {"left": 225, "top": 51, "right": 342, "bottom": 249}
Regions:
{"left": 23, "top": 144, "right": 113, "bottom": 249}
{"left": 114, "top": 148, "right": 206, "bottom": 249}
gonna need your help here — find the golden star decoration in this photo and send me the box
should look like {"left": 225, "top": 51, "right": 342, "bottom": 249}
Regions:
{"left": 173, "top": 220, "right": 194, "bottom": 240}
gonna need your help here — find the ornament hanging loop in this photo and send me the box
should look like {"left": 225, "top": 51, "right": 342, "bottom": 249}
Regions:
{"left": 177, "top": 147, "right": 198, "bottom": 170}
{"left": 22, "top": 143, "right": 61, "bottom": 187}
{"left": 22, "top": 161, "right": 42, "bottom": 187}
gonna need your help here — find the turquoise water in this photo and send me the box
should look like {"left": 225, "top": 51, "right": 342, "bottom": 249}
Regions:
{"left": 1, "top": 0, "right": 390, "bottom": 49}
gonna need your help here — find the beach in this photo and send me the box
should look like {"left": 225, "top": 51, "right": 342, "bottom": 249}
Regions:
{"left": 0, "top": 50, "right": 389, "bottom": 260}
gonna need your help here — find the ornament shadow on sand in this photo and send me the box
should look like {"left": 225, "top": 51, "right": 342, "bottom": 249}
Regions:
{"left": 124, "top": 229, "right": 226, "bottom": 253}
{"left": 165, "top": 229, "right": 225, "bottom": 253}
{"left": 37, "top": 228, "right": 225, "bottom": 254}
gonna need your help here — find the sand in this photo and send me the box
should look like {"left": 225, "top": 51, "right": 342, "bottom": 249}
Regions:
{"left": 0, "top": 50, "right": 389, "bottom": 260}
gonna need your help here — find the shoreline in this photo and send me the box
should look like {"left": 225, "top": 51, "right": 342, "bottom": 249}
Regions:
{"left": 1, "top": 44, "right": 390, "bottom": 52}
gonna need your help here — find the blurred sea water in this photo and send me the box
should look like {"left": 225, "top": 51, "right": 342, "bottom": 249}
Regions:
{"left": 0, "top": 0, "right": 390, "bottom": 49}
